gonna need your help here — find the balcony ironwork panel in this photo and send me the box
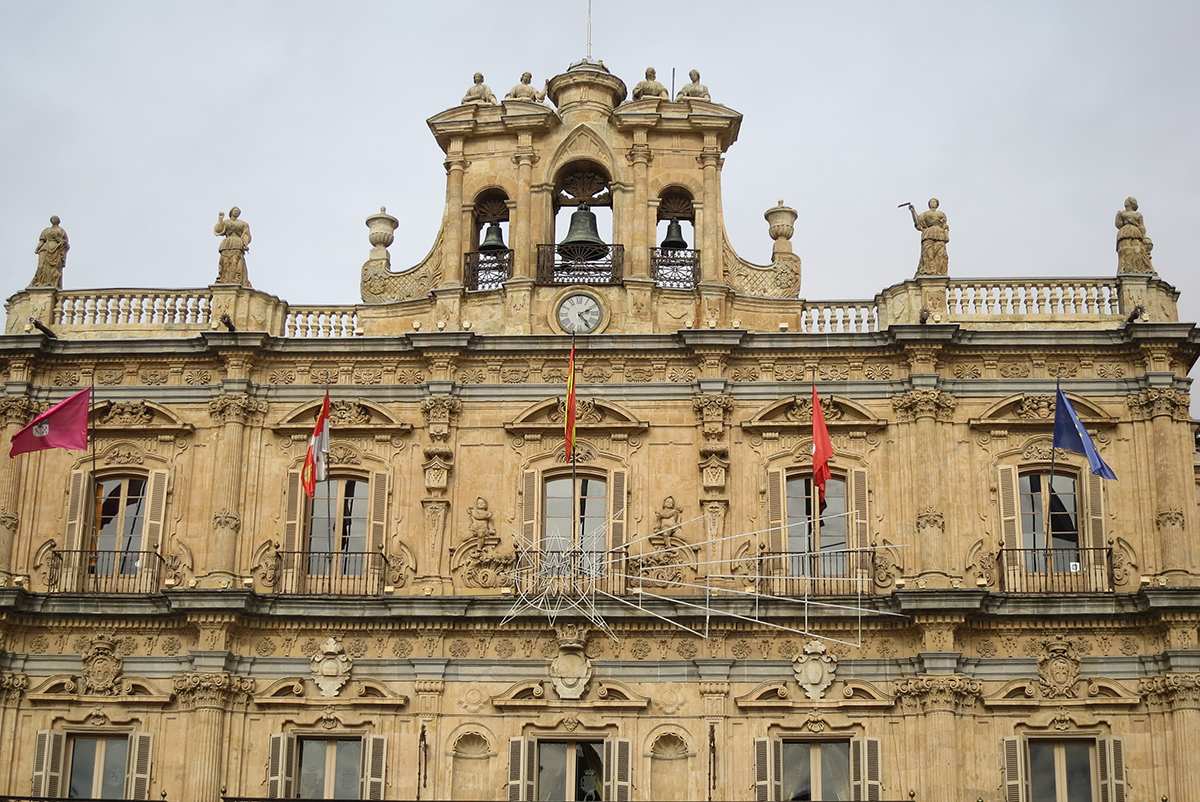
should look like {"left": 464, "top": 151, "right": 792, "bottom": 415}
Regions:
{"left": 276, "top": 551, "right": 387, "bottom": 595}
{"left": 464, "top": 249, "right": 513, "bottom": 291}
{"left": 46, "top": 550, "right": 166, "bottom": 594}
{"left": 757, "top": 549, "right": 874, "bottom": 597}
{"left": 651, "top": 248, "right": 701, "bottom": 289}
{"left": 998, "top": 546, "right": 1112, "bottom": 593}
{"left": 536, "top": 244, "right": 624, "bottom": 285}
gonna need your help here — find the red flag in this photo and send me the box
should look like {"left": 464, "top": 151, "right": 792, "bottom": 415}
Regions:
{"left": 9, "top": 388, "right": 91, "bottom": 457}
{"left": 811, "top": 385, "right": 834, "bottom": 512}
{"left": 301, "top": 390, "right": 331, "bottom": 499}
{"left": 564, "top": 342, "right": 577, "bottom": 459}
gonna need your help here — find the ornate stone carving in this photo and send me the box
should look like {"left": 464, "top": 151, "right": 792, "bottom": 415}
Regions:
{"left": 1115, "top": 197, "right": 1155, "bottom": 275}
{"left": 792, "top": 640, "right": 838, "bottom": 700}
{"left": 99, "top": 402, "right": 151, "bottom": 428}
{"left": 81, "top": 634, "right": 124, "bottom": 695}
{"left": 893, "top": 675, "right": 982, "bottom": 713}
{"left": 329, "top": 401, "right": 371, "bottom": 426}
{"left": 1155, "top": 508, "right": 1186, "bottom": 530}
{"left": 1140, "top": 674, "right": 1200, "bottom": 709}
{"left": 907, "top": 199, "right": 949, "bottom": 276}
{"left": 212, "top": 509, "right": 241, "bottom": 533}
{"left": 631, "top": 67, "right": 668, "bottom": 101}
{"left": 1036, "top": 636, "right": 1082, "bottom": 699}
{"left": 1021, "top": 438, "right": 1055, "bottom": 461}
{"left": 693, "top": 394, "right": 732, "bottom": 437}
{"left": 461, "top": 72, "right": 497, "bottom": 105}
{"left": 0, "top": 672, "right": 28, "bottom": 705}
{"left": 173, "top": 672, "right": 255, "bottom": 709}
{"left": 916, "top": 507, "right": 945, "bottom": 532}
{"left": 468, "top": 497, "right": 495, "bottom": 539}
{"left": 214, "top": 207, "right": 252, "bottom": 286}
{"left": 505, "top": 71, "right": 548, "bottom": 103}
{"left": 328, "top": 444, "right": 361, "bottom": 466}
{"left": 421, "top": 395, "right": 462, "bottom": 440}
{"left": 32, "top": 216, "right": 69, "bottom": 288}
{"left": 675, "top": 69, "right": 710, "bottom": 101}
{"left": 0, "top": 395, "right": 41, "bottom": 427}
{"left": 549, "top": 623, "right": 593, "bottom": 700}
{"left": 892, "top": 389, "right": 956, "bottom": 421}
{"left": 208, "top": 393, "right": 265, "bottom": 425}
{"left": 1127, "top": 388, "right": 1190, "bottom": 420}
{"left": 361, "top": 229, "right": 443, "bottom": 303}
{"left": 253, "top": 540, "right": 279, "bottom": 587}
{"left": 454, "top": 534, "right": 515, "bottom": 588}
{"left": 1016, "top": 395, "right": 1054, "bottom": 419}
{"left": 785, "top": 395, "right": 844, "bottom": 423}
{"left": 310, "top": 637, "right": 352, "bottom": 698}
{"left": 103, "top": 448, "right": 144, "bottom": 466}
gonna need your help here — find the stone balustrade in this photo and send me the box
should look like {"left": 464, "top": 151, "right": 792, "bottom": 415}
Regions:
{"left": 283, "top": 306, "right": 359, "bottom": 338}
{"left": 53, "top": 289, "right": 212, "bottom": 328}
{"left": 797, "top": 301, "right": 880, "bottom": 333}
{"left": 946, "top": 277, "right": 1120, "bottom": 318}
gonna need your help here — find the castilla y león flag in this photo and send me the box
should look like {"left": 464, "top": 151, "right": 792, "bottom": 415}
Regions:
{"left": 811, "top": 385, "right": 834, "bottom": 512}
{"left": 301, "top": 390, "right": 331, "bottom": 499}
{"left": 9, "top": 388, "right": 91, "bottom": 458}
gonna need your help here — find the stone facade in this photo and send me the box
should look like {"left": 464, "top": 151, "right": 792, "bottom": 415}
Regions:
{"left": 0, "top": 59, "right": 1198, "bottom": 802}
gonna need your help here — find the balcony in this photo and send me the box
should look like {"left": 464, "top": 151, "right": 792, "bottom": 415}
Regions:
{"left": 998, "top": 546, "right": 1113, "bottom": 593}
{"left": 757, "top": 549, "right": 873, "bottom": 597}
{"left": 275, "top": 551, "right": 388, "bottom": 595}
{"left": 46, "top": 550, "right": 166, "bottom": 594}
{"left": 651, "top": 247, "right": 701, "bottom": 289}
{"left": 464, "top": 249, "right": 513, "bottom": 291}
{"left": 536, "top": 244, "right": 624, "bottom": 285}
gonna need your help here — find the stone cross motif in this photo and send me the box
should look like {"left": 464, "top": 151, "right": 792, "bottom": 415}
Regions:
{"left": 792, "top": 639, "right": 838, "bottom": 700}
{"left": 310, "top": 637, "right": 353, "bottom": 697}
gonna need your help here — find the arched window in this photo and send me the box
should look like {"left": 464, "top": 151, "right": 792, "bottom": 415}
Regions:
{"left": 308, "top": 478, "right": 371, "bottom": 578}
{"left": 466, "top": 189, "right": 512, "bottom": 291}
{"left": 1020, "top": 471, "right": 1079, "bottom": 569}
{"left": 543, "top": 474, "right": 607, "bottom": 576}
{"left": 766, "top": 468, "right": 868, "bottom": 596}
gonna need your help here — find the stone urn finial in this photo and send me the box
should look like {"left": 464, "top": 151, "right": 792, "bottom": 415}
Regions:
{"left": 366, "top": 207, "right": 399, "bottom": 257}
{"left": 765, "top": 200, "right": 797, "bottom": 254}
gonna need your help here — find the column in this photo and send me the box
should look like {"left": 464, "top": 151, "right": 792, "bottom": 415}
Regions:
{"left": 174, "top": 673, "right": 254, "bottom": 802}
{"left": 0, "top": 396, "right": 39, "bottom": 577}
{"left": 207, "top": 393, "right": 261, "bottom": 580}
{"left": 893, "top": 675, "right": 982, "bottom": 802}
{"left": 698, "top": 134, "right": 721, "bottom": 284}
{"left": 628, "top": 130, "right": 652, "bottom": 279}
{"left": 441, "top": 138, "right": 467, "bottom": 288}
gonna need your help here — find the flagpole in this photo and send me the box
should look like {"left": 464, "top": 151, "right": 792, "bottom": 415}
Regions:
{"left": 570, "top": 334, "right": 578, "bottom": 574}
{"left": 1045, "top": 372, "right": 1061, "bottom": 552}
{"left": 324, "top": 384, "right": 333, "bottom": 556}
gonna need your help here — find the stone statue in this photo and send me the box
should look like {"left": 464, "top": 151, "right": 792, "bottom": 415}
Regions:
{"left": 505, "top": 72, "right": 547, "bottom": 103}
{"left": 467, "top": 496, "right": 495, "bottom": 539}
{"left": 461, "top": 72, "right": 497, "bottom": 105}
{"left": 675, "top": 69, "right": 710, "bottom": 101}
{"left": 31, "top": 215, "right": 69, "bottom": 289}
{"left": 654, "top": 496, "right": 684, "bottom": 533}
{"left": 1115, "top": 197, "right": 1155, "bottom": 275}
{"left": 632, "top": 67, "right": 669, "bottom": 101}
{"left": 214, "top": 207, "right": 252, "bottom": 286}
{"left": 907, "top": 198, "right": 949, "bottom": 276}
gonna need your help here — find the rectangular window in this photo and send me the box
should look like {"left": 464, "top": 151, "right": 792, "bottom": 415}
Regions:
{"left": 543, "top": 476, "right": 607, "bottom": 577}
{"left": 268, "top": 733, "right": 387, "bottom": 801}
{"left": 509, "top": 737, "right": 630, "bottom": 802}
{"left": 785, "top": 476, "right": 848, "bottom": 577}
{"left": 1019, "top": 473, "right": 1080, "bottom": 573}
{"left": 1004, "top": 737, "right": 1123, "bottom": 802}
{"left": 309, "top": 478, "right": 371, "bottom": 577}
{"left": 68, "top": 737, "right": 128, "bottom": 799}
{"left": 755, "top": 737, "right": 878, "bottom": 801}
{"left": 33, "top": 730, "right": 153, "bottom": 800}
{"left": 91, "top": 478, "right": 147, "bottom": 576}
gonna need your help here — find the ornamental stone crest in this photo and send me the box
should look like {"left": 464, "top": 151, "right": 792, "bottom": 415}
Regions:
{"left": 421, "top": 395, "right": 462, "bottom": 441}
{"left": 101, "top": 401, "right": 153, "bottom": 426}
{"left": 81, "top": 634, "right": 123, "bottom": 695}
{"left": 1037, "top": 636, "right": 1082, "bottom": 699}
{"left": 549, "top": 623, "right": 593, "bottom": 700}
{"left": 310, "top": 637, "right": 353, "bottom": 698}
{"left": 792, "top": 640, "right": 838, "bottom": 700}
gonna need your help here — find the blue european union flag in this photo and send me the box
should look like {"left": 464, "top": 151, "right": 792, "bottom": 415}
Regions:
{"left": 1053, "top": 385, "right": 1117, "bottom": 480}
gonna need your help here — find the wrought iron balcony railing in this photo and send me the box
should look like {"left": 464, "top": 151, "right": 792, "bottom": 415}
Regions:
{"left": 464, "top": 249, "right": 513, "bottom": 291}
{"left": 536, "top": 244, "right": 624, "bottom": 285}
{"left": 45, "top": 550, "right": 166, "bottom": 594}
{"left": 998, "top": 546, "right": 1113, "bottom": 593}
{"left": 651, "top": 247, "right": 701, "bottom": 289}
{"left": 756, "top": 549, "right": 874, "bottom": 597}
{"left": 274, "top": 550, "right": 388, "bottom": 595}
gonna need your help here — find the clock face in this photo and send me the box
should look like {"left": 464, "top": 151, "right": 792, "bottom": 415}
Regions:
{"left": 556, "top": 293, "right": 602, "bottom": 334}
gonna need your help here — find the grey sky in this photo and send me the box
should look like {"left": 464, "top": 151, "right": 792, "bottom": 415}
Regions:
{"left": 2, "top": 2, "right": 1197, "bottom": 393}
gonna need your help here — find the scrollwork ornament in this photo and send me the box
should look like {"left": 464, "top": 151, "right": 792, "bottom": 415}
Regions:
{"left": 1127, "top": 388, "right": 1190, "bottom": 421}
{"left": 1156, "top": 509, "right": 1186, "bottom": 530}
{"left": 102, "top": 401, "right": 153, "bottom": 426}
{"left": 208, "top": 393, "right": 266, "bottom": 425}
{"left": 0, "top": 396, "right": 41, "bottom": 427}
{"left": 1140, "top": 674, "right": 1200, "bottom": 709}
{"left": 173, "top": 672, "right": 255, "bottom": 709}
{"left": 81, "top": 634, "right": 123, "bottom": 696}
{"left": 1037, "top": 636, "right": 1082, "bottom": 699}
{"left": 892, "top": 389, "right": 957, "bottom": 421}
{"left": 212, "top": 509, "right": 242, "bottom": 532}
{"left": 892, "top": 674, "right": 983, "bottom": 713}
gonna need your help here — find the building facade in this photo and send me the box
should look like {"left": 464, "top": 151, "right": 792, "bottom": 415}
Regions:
{"left": 1, "top": 59, "right": 1198, "bottom": 802}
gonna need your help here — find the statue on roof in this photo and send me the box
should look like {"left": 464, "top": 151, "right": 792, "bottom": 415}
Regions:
{"left": 31, "top": 215, "right": 69, "bottom": 289}
{"left": 214, "top": 207, "right": 252, "bottom": 287}
{"left": 1115, "top": 197, "right": 1155, "bottom": 275}
{"left": 632, "top": 67, "right": 669, "bottom": 101}
{"left": 906, "top": 198, "right": 949, "bottom": 276}
{"left": 462, "top": 72, "right": 498, "bottom": 105}
{"left": 505, "top": 72, "right": 547, "bottom": 103}
{"left": 675, "top": 69, "right": 710, "bottom": 101}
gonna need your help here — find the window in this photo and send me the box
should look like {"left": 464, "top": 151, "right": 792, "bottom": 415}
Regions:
{"left": 1019, "top": 472, "right": 1079, "bottom": 572}
{"left": 543, "top": 476, "right": 608, "bottom": 576}
{"left": 32, "top": 730, "right": 153, "bottom": 800}
{"left": 785, "top": 476, "right": 849, "bottom": 577}
{"left": 508, "top": 737, "right": 630, "bottom": 802}
{"left": 91, "top": 478, "right": 147, "bottom": 576}
{"left": 282, "top": 469, "right": 388, "bottom": 594}
{"left": 1003, "top": 738, "right": 1125, "bottom": 802}
{"left": 309, "top": 479, "right": 370, "bottom": 577}
{"left": 61, "top": 470, "right": 168, "bottom": 593}
{"left": 268, "top": 733, "right": 386, "bottom": 800}
{"left": 766, "top": 469, "right": 867, "bottom": 595}
{"left": 755, "top": 737, "right": 878, "bottom": 801}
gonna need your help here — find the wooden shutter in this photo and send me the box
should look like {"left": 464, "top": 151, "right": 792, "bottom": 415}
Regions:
{"left": 851, "top": 737, "right": 881, "bottom": 801}
{"left": 507, "top": 737, "right": 532, "bottom": 802}
{"left": 63, "top": 469, "right": 92, "bottom": 549}
{"left": 125, "top": 731, "right": 153, "bottom": 800}
{"left": 140, "top": 470, "right": 169, "bottom": 590}
{"left": 370, "top": 471, "right": 389, "bottom": 550}
{"left": 998, "top": 466, "right": 1020, "bottom": 550}
{"left": 1098, "top": 737, "right": 1125, "bottom": 802}
{"left": 1087, "top": 472, "right": 1108, "bottom": 589}
{"left": 767, "top": 470, "right": 785, "bottom": 555}
{"left": 361, "top": 735, "right": 387, "bottom": 800}
{"left": 753, "top": 737, "right": 780, "bottom": 802}
{"left": 603, "top": 738, "right": 631, "bottom": 802}
{"left": 610, "top": 470, "right": 627, "bottom": 550}
{"left": 522, "top": 470, "right": 537, "bottom": 543}
{"left": 267, "top": 733, "right": 297, "bottom": 800}
{"left": 283, "top": 470, "right": 305, "bottom": 552}
{"left": 1002, "top": 737, "right": 1025, "bottom": 802}
{"left": 851, "top": 469, "right": 870, "bottom": 570}
{"left": 31, "top": 730, "right": 66, "bottom": 798}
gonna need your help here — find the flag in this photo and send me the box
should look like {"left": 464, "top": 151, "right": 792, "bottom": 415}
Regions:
{"left": 811, "top": 385, "right": 834, "bottom": 512}
{"left": 9, "top": 388, "right": 91, "bottom": 457}
{"left": 1053, "top": 385, "right": 1117, "bottom": 480}
{"left": 564, "top": 342, "right": 577, "bottom": 459}
{"left": 301, "top": 390, "right": 331, "bottom": 499}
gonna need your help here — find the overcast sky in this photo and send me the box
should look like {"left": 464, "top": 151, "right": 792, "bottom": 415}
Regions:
{"left": 2, "top": 1, "right": 1197, "bottom": 391}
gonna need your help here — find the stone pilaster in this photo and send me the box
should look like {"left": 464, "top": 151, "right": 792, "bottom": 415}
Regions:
{"left": 0, "top": 396, "right": 40, "bottom": 578}
{"left": 894, "top": 675, "right": 982, "bottom": 802}
{"left": 1141, "top": 674, "right": 1200, "bottom": 798}
{"left": 174, "top": 672, "right": 255, "bottom": 802}
{"left": 1128, "top": 388, "right": 1193, "bottom": 579}
{"left": 207, "top": 393, "right": 264, "bottom": 581}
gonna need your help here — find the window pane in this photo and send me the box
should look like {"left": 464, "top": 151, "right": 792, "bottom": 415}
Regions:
{"left": 538, "top": 741, "right": 568, "bottom": 801}
{"left": 1029, "top": 742, "right": 1057, "bottom": 802}
{"left": 781, "top": 742, "right": 812, "bottom": 801}
{"left": 1064, "top": 743, "right": 1093, "bottom": 802}
{"left": 120, "top": 478, "right": 147, "bottom": 556}
{"left": 333, "top": 740, "right": 363, "bottom": 799}
{"left": 298, "top": 739, "right": 329, "bottom": 799}
{"left": 820, "top": 742, "right": 851, "bottom": 801}
{"left": 100, "top": 738, "right": 128, "bottom": 799}
{"left": 69, "top": 738, "right": 98, "bottom": 799}
{"left": 575, "top": 742, "right": 604, "bottom": 801}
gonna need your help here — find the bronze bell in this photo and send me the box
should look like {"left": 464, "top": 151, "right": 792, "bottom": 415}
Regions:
{"left": 660, "top": 217, "right": 687, "bottom": 249}
{"left": 558, "top": 202, "right": 607, "bottom": 261}
{"left": 478, "top": 221, "right": 506, "bottom": 251}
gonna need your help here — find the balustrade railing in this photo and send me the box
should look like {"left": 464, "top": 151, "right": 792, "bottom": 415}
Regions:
{"left": 46, "top": 550, "right": 166, "bottom": 594}
{"left": 52, "top": 291, "right": 212, "bottom": 328}
{"left": 536, "top": 244, "right": 624, "bottom": 285}
{"left": 283, "top": 307, "right": 359, "bottom": 337}
{"left": 464, "top": 249, "right": 514, "bottom": 291}
{"left": 275, "top": 551, "right": 387, "bottom": 595}
{"left": 797, "top": 302, "right": 879, "bottom": 333}
{"left": 651, "top": 248, "right": 701, "bottom": 289}
{"left": 757, "top": 549, "right": 873, "bottom": 597}
{"left": 947, "top": 278, "right": 1120, "bottom": 318}
{"left": 997, "top": 546, "right": 1112, "bottom": 593}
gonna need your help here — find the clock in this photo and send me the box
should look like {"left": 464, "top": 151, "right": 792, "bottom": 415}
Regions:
{"left": 556, "top": 293, "right": 602, "bottom": 334}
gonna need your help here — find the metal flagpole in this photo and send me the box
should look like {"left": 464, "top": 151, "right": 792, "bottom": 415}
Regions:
{"left": 1045, "top": 372, "right": 1062, "bottom": 555}
{"left": 324, "top": 384, "right": 334, "bottom": 566}
{"left": 570, "top": 334, "right": 578, "bottom": 580}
